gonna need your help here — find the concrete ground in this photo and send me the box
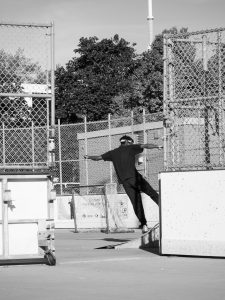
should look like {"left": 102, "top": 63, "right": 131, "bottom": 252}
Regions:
{"left": 1, "top": 229, "right": 225, "bottom": 300}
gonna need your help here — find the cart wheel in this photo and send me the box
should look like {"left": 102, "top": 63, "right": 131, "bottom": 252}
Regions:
{"left": 45, "top": 250, "right": 56, "bottom": 266}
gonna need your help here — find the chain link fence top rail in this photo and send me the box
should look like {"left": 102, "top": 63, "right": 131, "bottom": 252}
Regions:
{"left": 164, "top": 27, "right": 225, "bottom": 171}
{"left": 54, "top": 112, "right": 163, "bottom": 195}
{"left": 0, "top": 22, "right": 54, "bottom": 171}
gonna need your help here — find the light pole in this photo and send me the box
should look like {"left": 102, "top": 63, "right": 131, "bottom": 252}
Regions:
{"left": 147, "top": 0, "right": 154, "bottom": 50}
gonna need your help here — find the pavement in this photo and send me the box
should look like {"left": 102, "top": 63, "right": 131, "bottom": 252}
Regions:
{"left": 1, "top": 229, "right": 225, "bottom": 300}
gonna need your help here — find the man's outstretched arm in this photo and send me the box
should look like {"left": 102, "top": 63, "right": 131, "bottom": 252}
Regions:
{"left": 84, "top": 155, "right": 103, "bottom": 161}
{"left": 140, "top": 143, "right": 163, "bottom": 150}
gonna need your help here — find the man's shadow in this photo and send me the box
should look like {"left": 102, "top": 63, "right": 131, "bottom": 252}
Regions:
{"left": 95, "top": 237, "right": 160, "bottom": 254}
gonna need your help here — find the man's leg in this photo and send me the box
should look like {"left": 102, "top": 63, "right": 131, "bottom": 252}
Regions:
{"left": 122, "top": 179, "right": 147, "bottom": 226}
{"left": 137, "top": 173, "right": 159, "bottom": 205}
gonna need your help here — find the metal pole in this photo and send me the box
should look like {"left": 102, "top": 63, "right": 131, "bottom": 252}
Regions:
{"left": 2, "top": 123, "right": 5, "bottom": 168}
{"left": 131, "top": 110, "right": 134, "bottom": 140}
{"left": 108, "top": 114, "right": 113, "bottom": 183}
{"left": 217, "top": 31, "right": 224, "bottom": 165}
{"left": 147, "top": 0, "right": 154, "bottom": 50}
{"left": 143, "top": 109, "right": 147, "bottom": 177}
{"left": 84, "top": 116, "right": 89, "bottom": 194}
{"left": 167, "top": 38, "right": 175, "bottom": 169}
{"left": 48, "top": 22, "right": 56, "bottom": 170}
{"left": 50, "top": 22, "right": 55, "bottom": 127}
{"left": 47, "top": 99, "right": 50, "bottom": 167}
{"left": 31, "top": 121, "right": 35, "bottom": 169}
{"left": 2, "top": 178, "right": 9, "bottom": 258}
{"left": 58, "top": 119, "right": 63, "bottom": 195}
{"left": 202, "top": 35, "right": 210, "bottom": 168}
{"left": 163, "top": 36, "right": 168, "bottom": 170}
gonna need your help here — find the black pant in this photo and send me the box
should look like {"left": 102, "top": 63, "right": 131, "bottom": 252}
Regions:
{"left": 122, "top": 172, "right": 159, "bottom": 226}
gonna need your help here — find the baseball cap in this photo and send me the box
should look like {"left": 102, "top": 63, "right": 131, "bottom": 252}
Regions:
{"left": 120, "top": 135, "right": 134, "bottom": 144}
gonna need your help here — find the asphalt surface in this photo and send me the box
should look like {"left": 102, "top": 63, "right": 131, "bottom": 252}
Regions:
{"left": 1, "top": 229, "right": 225, "bottom": 300}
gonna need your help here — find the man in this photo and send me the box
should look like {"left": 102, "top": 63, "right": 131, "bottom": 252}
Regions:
{"left": 84, "top": 135, "right": 162, "bottom": 233}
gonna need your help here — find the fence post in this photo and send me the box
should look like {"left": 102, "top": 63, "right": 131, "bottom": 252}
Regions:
{"left": 131, "top": 110, "right": 134, "bottom": 140}
{"left": 163, "top": 36, "right": 168, "bottom": 171}
{"left": 58, "top": 119, "right": 63, "bottom": 195}
{"left": 2, "top": 123, "right": 5, "bottom": 168}
{"left": 31, "top": 121, "right": 35, "bottom": 169}
{"left": 108, "top": 114, "right": 113, "bottom": 183}
{"left": 50, "top": 22, "right": 55, "bottom": 128}
{"left": 143, "top": 108, "right": 147, "bottom": 177}
{"left": 84, "top": 116, "right": 89, "bottom": 194}
{"left": 217, "top": 31, "right": 224, "bottom": 165}
{"left": 202, "top": 34, "right": 210, "bottom": 168}
{"left": 167, "top": 38, "right": 175, "bottom": 168}
{"left": 2, "top": 178, "right": 9, "bottom": 257}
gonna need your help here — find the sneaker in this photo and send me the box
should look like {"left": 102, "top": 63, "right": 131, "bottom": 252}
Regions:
{"left": 142, "top": 225, "right": 149, "bottom": 233}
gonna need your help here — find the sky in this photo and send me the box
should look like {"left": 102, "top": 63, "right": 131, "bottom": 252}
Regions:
{"left": 0, "top": 0, "right": 225, "bottom": 66}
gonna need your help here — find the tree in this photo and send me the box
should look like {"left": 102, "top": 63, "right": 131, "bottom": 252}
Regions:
{"left": 121, "top": 27, "right": 189, "bottom": 115}
{"left": 126, "top": 35, "right": 164, "bottom": 114}
{"left": 55, "top": 35, "right": 137, "bottom": 123}
{"left": 55, "top": 28, "right": 190, "bottom": 123}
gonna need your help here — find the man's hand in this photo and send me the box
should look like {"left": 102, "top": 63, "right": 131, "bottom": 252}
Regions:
{"left": 141, "top": 143, "right": 163, "bottom": 150}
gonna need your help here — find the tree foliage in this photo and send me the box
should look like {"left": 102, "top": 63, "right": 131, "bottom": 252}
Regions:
{"left": 122, "top": 34, "right": 164, "bottom": 114}
{"left": 55, "top": 35, "right": 137, "bottom": 123}
{"left": 55, "top": 27, "right": 189, "bottom": 123}
{"left": 123, "top": 27, "right": 189, "bottom": 114}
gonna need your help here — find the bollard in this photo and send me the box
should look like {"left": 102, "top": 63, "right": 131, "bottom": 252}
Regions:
{"left": 71, "top": 189, "right": 78, "bottom": 233}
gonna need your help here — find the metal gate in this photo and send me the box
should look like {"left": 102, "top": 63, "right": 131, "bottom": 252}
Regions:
{"left": 163, "top": 28, "right": 225, "bottom": 171}
{"left": 0, "top": 22, "right": 55, "bottom": 170}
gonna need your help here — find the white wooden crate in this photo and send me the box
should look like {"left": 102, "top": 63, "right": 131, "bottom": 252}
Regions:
{"left": 160, "top": 170, "right": 225, "bottom": 257}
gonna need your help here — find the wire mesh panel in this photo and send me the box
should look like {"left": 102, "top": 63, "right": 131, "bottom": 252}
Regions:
{"left": 0, "top": 23, "right": 52, "bottom": 90}
{"left": 164, "top": 28, "right": 225, "bottom": 171}
{"left": 0, "top": 22, "right": 54, "bottom": 170}
{"left": 54, "top": 122, "right": 85, "bottom": 194}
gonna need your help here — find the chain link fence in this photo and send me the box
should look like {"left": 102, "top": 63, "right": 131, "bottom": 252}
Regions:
{"left": 54, "top": 112, "right": 164, "bottom": 195}
{"left": 0, "top": 22, "right": 55, "bottom": 171}
{"left": 164, "top": 27, "right": 225, "bottom": 171}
